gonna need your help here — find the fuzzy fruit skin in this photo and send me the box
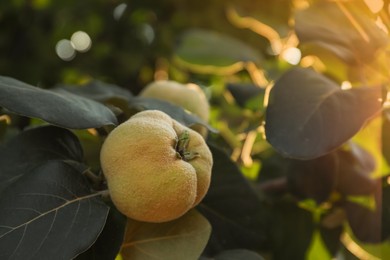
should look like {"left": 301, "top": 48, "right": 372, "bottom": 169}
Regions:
{"left": 100, "top": 110, "right": 213, "bottom": 223}
{"left": 140, "top": 80, "right": 210, "bottom": 137}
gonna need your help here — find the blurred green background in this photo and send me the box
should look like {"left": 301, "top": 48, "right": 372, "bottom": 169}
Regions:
{"left": 0, "top": 0, "right": 290, "bottom": 92}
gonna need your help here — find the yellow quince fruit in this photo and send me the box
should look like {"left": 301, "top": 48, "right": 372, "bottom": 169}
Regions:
{"left": 140, "top": 80, "right": 210, "bottom": 137}
{"left": 100, "top": 110, "right": 213, "bottom": 223}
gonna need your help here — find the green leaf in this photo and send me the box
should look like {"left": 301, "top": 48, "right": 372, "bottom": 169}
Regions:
{"left": 72, "top": 129, "right": 104, "bottom": 172}
{"left": 0, "top": 76, "right": 118, "bottom": 129}
{"left": 227, "top": 82, "right": 265, "bottom": 110}
{"left": 336, "top": 143, "right": 377, "bottom": 196}
{"left": 128, "top": 96, "right": 217, "bottom": 133}
{"left": 75, "top": 206, "right": 127, "bottom": 260}
{"left": 0, "top": 119, "right": 7, "bottom": 141}
{"left": 0, "top": 160, "right": 109, "bottom": 259}
{"left": 212, "top": 249, "right": 265, "bottom": 260}
{"left": 382, "top": 184, "right": 390, "bottom": 240}
{"left": 0, "top": 125, "right": 84, "bottom": 194}
{"left": 53, "top": 80, "right": 134, "bottom": 120}
{"left": 54, "top": 80, "right": 133, "bottom": 102}
{"left": 295, "top": 1, "right": 388, "bottom": 64}
{"left": 120, "top": 209, "right": 211, "bottom": 260}
{"left": 382, "top": 114, "right": 390, "bottom": 166}
{"left": 199, "top": 143, "right": 268, "bottom": 254}
{"left": 305, "top": 230, "right": 332, "bottom": 260}
{"left": 175, "top": 29, "right": 262, "bottom": 69}
{"left": 344, "top": 180, "right": 382, "bottom": 243}
{"left": 319, "top": 224, "right": 343, "bottom": 257}
{"left": 270, "top": 198, "right": 315, "bottom": 260}
{"left": 287, "top": 153, "right": 338, "bottom": 203}
{"left": 265, "top": 68, "right": 382, "bottom": 159}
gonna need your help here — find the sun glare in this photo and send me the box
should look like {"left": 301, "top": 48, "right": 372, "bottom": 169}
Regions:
{"left": 113, "top": 3, "right": 127, "bottom": 20}
{"left": 341, "top": 81, "right": 352, "bottom": 90}
{"left": 70, "top": 31, "right": 92, "bottom": 52}
{"left": 55, "top": 31, "right": 92, "bottom": 61}
{"left": 364, "top": 0, "right": 384, "bottom": 13}
{"left": 376, "top": 17, "right": 389, "bottom": 33}
{"left": 55, "top": 39, "right": 76, "bottom": 61}
{"left": 281, "top": 47, "right": 302, "bottom": 65}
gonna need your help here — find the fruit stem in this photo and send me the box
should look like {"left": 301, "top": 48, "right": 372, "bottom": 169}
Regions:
{"left": 83, "top": 169, "right": 107, "bottom": 191}
{"left": 175, "top": 130, "right": 200, "bottom": 161}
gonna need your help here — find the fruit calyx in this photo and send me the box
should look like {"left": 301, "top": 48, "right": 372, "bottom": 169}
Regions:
{"left": 175, "top": 130, "right": 200, "bottom": 161}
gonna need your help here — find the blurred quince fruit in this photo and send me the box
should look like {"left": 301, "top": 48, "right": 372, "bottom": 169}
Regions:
{"left": 140, "top": 80, "right": 210, "bottom": 137}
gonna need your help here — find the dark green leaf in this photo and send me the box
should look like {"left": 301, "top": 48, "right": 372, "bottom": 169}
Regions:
{"left": 319, "top": 224, "right": 343, "bottom": 257}
{"left": 72, "top": 129, "right": 104, "bottom": 172}
{"left": 128, "top": 96, "right": 217, "bottom": 132}
{"left": 213, "top": 249, "right": 265, "bottom": 260}
{"left": 265, "top": 68, "right": 382, "bottom": 159}
{"left": 257, "top": 151, "right": 291, "bottom": 183}
{"left": 253, "top": 151, "right": 290, "bottom": 199}
{"left": 199, "top": 143, "right": 268, "bottom": 256}
{"left": 0, "top": 76, "right": 118, "bottom": 129}
{"left": 287, "top": 153, "right": 338, "bottom": 203}
{"left": 75, "top": 206, "right": 127, "bottom": 260}
{"left": 175, "top": 29, "right": 262, "bottom": 68}
{"left": 382, "top": 114, "right": 390, "bottom": 166}
{"left": 54, "top": 80, "right": 133, "bottom": 102}
{"left": 344, "top": 180, "right": 382, "bottom": 243}
{"left": 295, "top": 1, "right": 388, "bottom": 63}
{"left": 0, "top": 160, "right": 109, "bottom": 259}
{"left": 269, "top": 198, "right": 315, "bottom": 260}
{"left": 227, "top": 83, "right": 265, "bottom": 110}
{"left": 382, "top": 182, "right": 390, "bottom": 240}
{"left": 336, "top": 143, "right": 377, "bottom": 196}
{"left": 121, "top": 209, "right": 211, "bottom": 260}
{"left": 53, "top": 80, "right": 134, "bottom": 120}
{"left": 0, "top": 125, "right": 84, "bottom": 194}
{"left": 0, "top": 119, "right": 7, "bottom": 141}
{"left": 7, "top": 113, "right": 31, "bottom": 130}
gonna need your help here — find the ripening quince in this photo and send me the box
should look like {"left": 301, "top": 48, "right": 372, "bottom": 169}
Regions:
{"left": 100, "top": 110, "right": 213, "bottom": 223}
{"left": 140, "top": 80, "right": 210, "bottom": 137}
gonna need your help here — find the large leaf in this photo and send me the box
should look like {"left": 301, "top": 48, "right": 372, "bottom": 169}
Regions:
{"left": 319, "top": 224, "right": 343, "bottom": 257}
{"left": 295, "top": 1, "right": 388, "bottom": 64}
{"left": 120, "top": 209, "right": 211, "bottom": 260}
{"left": 201, "top": 249, "right": 265, "bottom": 260}
{"left": 287, "top": 153, "right": 338, "bottom": 203}
{"left": 256, "top": 150, "right": 291, "bottom": 187}
{"left": 344, "top": 180, "right": 382, "bottom": 243}
{"left": 53, "top": 80, "right": 134, "bottom": 120}
{"left": 226, "top": 82, "right": 265, "bottom": 110}
{"left": 335, "top": 143, "right": 377, "bottom": 196}
{"left": 0, "top": 76, "right": 118, "bottom": 129}
{"left": 54, "top": 80, "right": 133, "bottom": 102}
{"left": 0, "top": 119, "right": 7, "bottom": 140}
{"left": 0, "top": 160, "right": 109, "bottom": 259}
{"left": 382, "top": 183, "right": 390, "bottom": 240}
{"left": 265, "top": 68, "right": 382, "bottom": 159}
{"left": 175, "top": 29, "right": 262, "bottom": 71}
{"left": 76, "top": 206, "right": 127, "bottom": 260}
{"left": 269, "top": 198, "right": 315, "bottom": 260}
{"left": 382, "top": 114, "right": 390, "bottom": 166}
{"left": 128, "top": 96, "right": 217, "bottom": 132}
{"left": 199, "top": 143, "right": 268, "bottom": 256}
{"left": 0, "top": 125, "right": 84, "bottom": 194}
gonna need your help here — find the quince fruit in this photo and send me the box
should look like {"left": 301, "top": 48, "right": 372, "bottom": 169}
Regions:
{"left": 140, "top": 80, "right": 210, "bottom": 137}
{"left": 100, "top": 110, "right": 213, "bottom": 223}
